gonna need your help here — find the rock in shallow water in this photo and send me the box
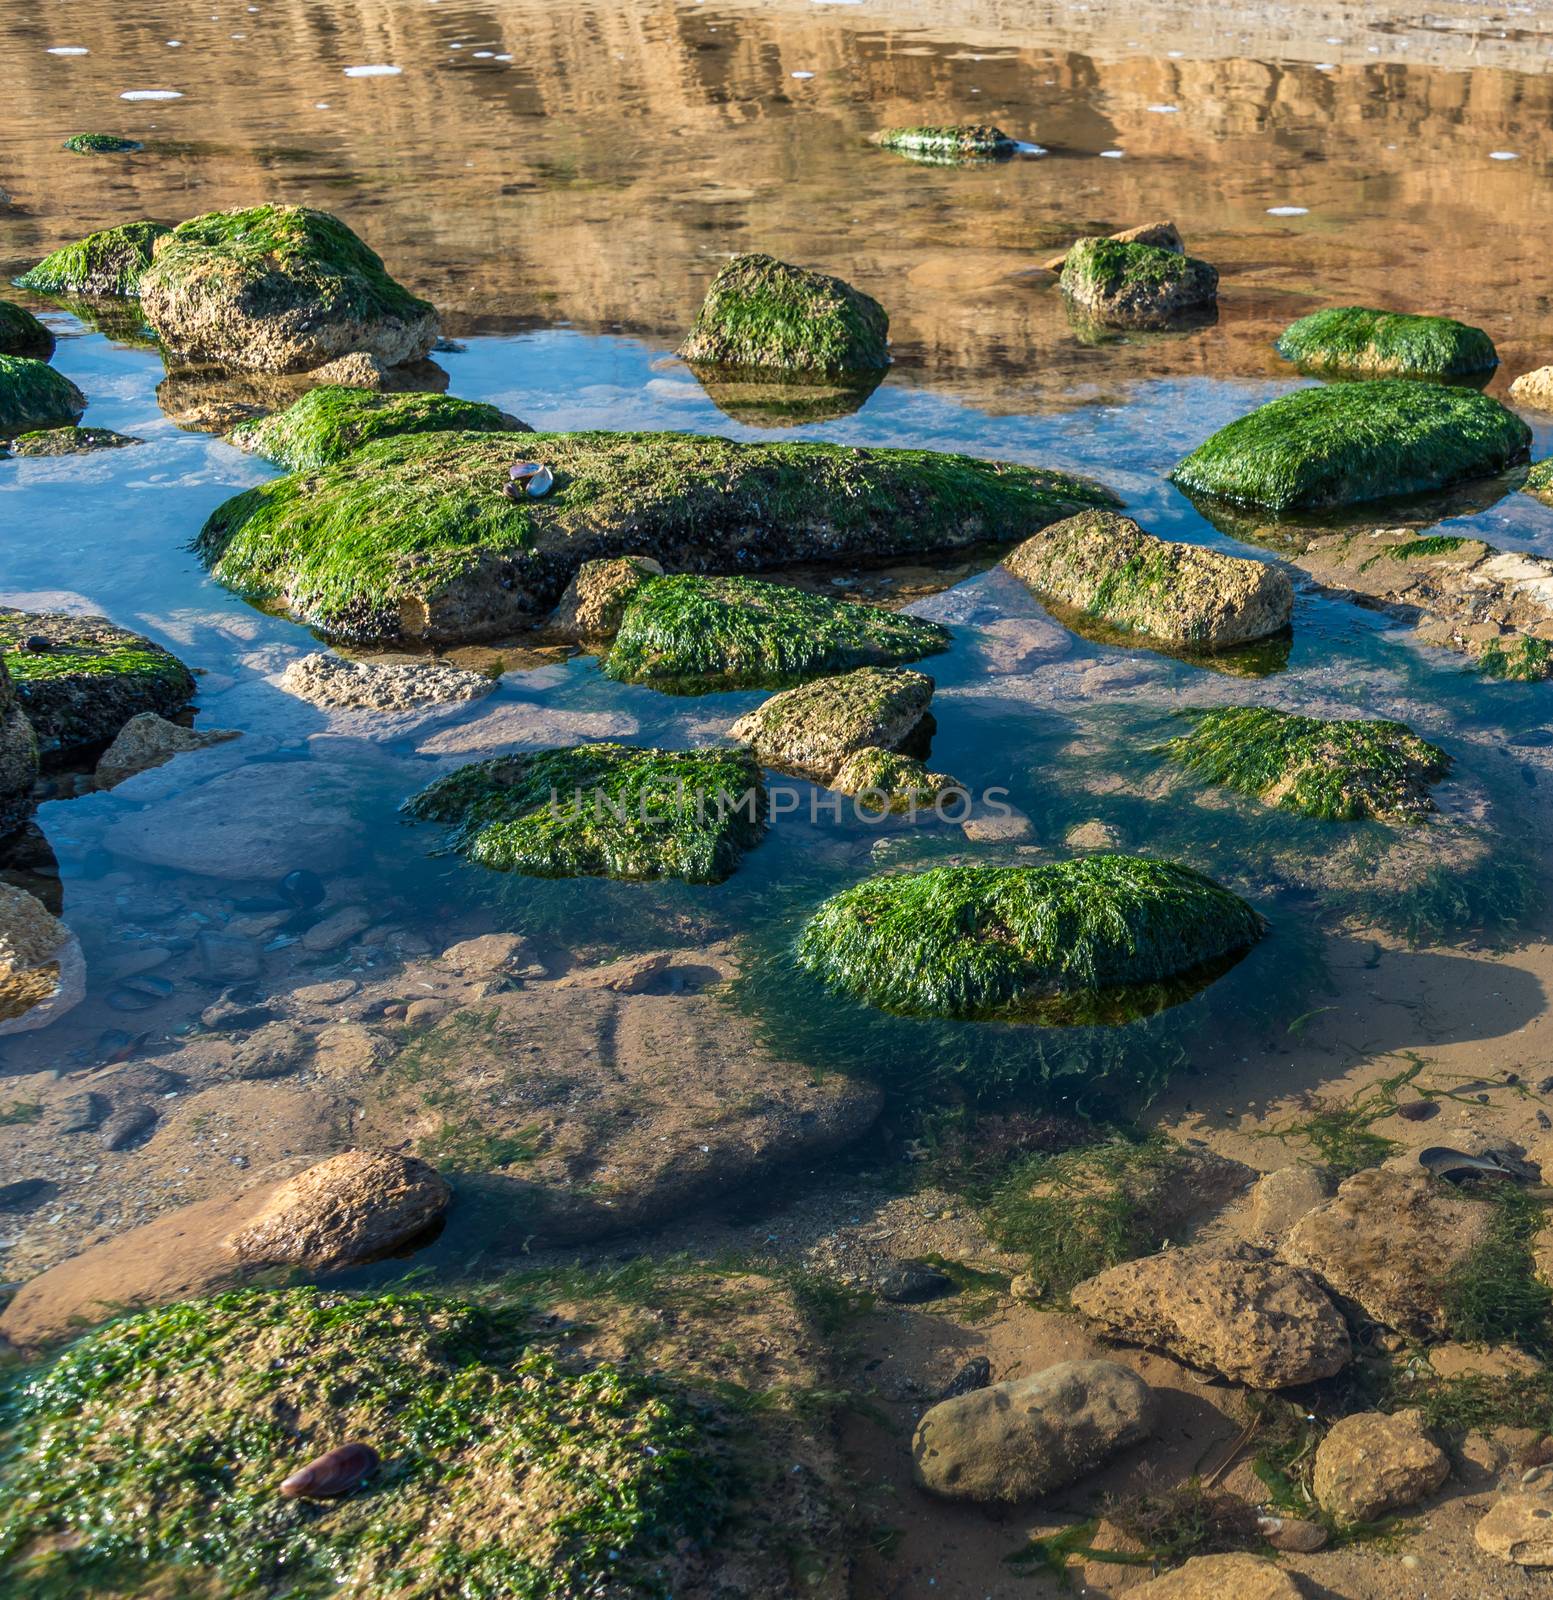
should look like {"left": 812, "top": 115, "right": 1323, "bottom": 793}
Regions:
{"left": 0, "top": 881, "right": 83, "bottom": 1035}
{"left": 0, "top": 658, "right": 38, "bottom": 839}
{"left": 95, "top": 712, "right": 239, "bottom": 789}
{"left": 547, "top": 554, "right": 664, "bottom": 642}
{"left": 6, "top": 425, "right": 141, "bottom": 457}
{"left": 0, "top": 355, "right": 86, "bottom": 439}
{"left": 1277, "top": 305, "right": 1497, "bottom": 379}
{"left": 0, "top": 299, "right": 54, "bottom": 361}
{"left": 912, "top": 1359, "right": 1154, "bottom": 1502}
{"left": 1060, "top": 236, "right": 1217, "bottom": 328}
{"left": 16, "top": 220, "right": 168, "bottom": 297}
{"left": 279, "top": 652, "right": 496, "bottom": 715}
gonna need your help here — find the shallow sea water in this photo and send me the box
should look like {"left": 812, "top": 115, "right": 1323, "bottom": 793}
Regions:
{"left": 1, "top": 1, "right": 1552, "bottom": 1267}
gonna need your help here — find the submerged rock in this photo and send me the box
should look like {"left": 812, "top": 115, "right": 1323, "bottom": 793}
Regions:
{"left": 0, "top": 300, "right": 54, "bottom": 360}
{"left": 230, "top": 385, "right": 528, "bottom": 471}
{"left": 157, "top": 357, "right": 446, "bottom": 434}
{"left": 62, "top": 133, "right": 143, "bottom": 154}
{"left": 226, "top": 1150, "right": 450, "bottom": 1269}
{"left": 5, "top": 425, "right": 141, "bottom": 457}
{"left": 830, "top": 747, "right": 962, "bottom": 812}
{"left": 873, "top": 124, "right": 1016, "bottom": 161}
{"left": 95, "top": 712, "right": 240, "bottom": 790}
{"left": 278, "top": 652, "right": 496, "bottom": 714}
{"left": 1171, "top": 381, "right": 1531, "bottom": 512}
{"left": 911, "top": 1360, "right": 1154, "bottom": 1502}
{"left": 139, "top": 204, "right": 438, "bottom": 373}
{"left": 196, "top": 427, "right": 1115, "bottom": 645}
{"left": 796, "top": 855, "right": 1264, "bottom": 1021}
{"left": 404, "top": 743, "right": 768, "bottom": 883}
{"left": 1161, "top": 706, "right": 1452, "bottom": 822}
{"left": 727, "top": 665, "right": 935, "bottom": 781}
{"left": 0, "top": 610, "right": 195, "bottom": 759}
{"left": 1277, "top": 306, "right": 1498, "bottom": 379}
{"left": 0, "top": 355, "right": 85, "bottom": 438}
{"left": 16, "top": 220, "right": 169, "bottom": 297}
{"left": 606, "top": 574, "right": 950, "bottom": 692}
{"left": 548, "top": 554, "right": 664, "bottom": 642}
{"left": 0, "top": 658, "right": 38, "bottom": 838}
{"left": 1060, "top": 236, "right": 1217, "bottom": 328}
{"left": 678, "top": 252, "right": 889, "bottom": 378}
{"left": 0, "top": 880, "right": 83, "bottom": 1034}
{"left": 1070, "top": 1242, "right": 1352, "bottom": 1388}
{"left": 1510, "top": 368, "right": 1553, "bottom": 411}
{"left": 1002, "top": 509, "right": 1292, "bottom": 652}
{"left": 1313, "top": 1408, "right": 1449, "bottom": 1524}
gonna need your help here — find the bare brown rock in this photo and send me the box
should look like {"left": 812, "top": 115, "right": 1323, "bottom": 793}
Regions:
{"left": 1478, "top": 1469, "right": 1553, "bottom": 1566}
{"left": 0, "top": 881, "right": 83, "bottom": 1035}
{"left": 1313, "top": 1408, "right": 1449, "bottom": 1523}
{"left": 95, "top": 713, "right": 239, "bottom": 790}
{"left": 1130, "top": 1554, "right": 1307, "bottom": 1599}
{"left": 0, "top": 656, "right": 37, "bottom": 838}
{"left": 548, "top": 554, "right": 664, "bottom": 641}
{"left": 1509, "top": 366, "right": 1553, "bottom": 411}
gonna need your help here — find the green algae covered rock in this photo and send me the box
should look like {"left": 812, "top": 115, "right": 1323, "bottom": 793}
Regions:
{"left": 606, "top": 575, "right": 949, "bottom": 692}
{"left": 0, "top": 609, "right": 195, "bottom": 758}
{"left": 797, "top": 855, "right": 1264, "bottom": 1021}
{"left": 16, "top": 220, "right": 169, "bottom": 297}
{"left": 0, "top": 1286, "right": 722, "bottom": 1599}
{"left": 1161, "top": 706, "right": 1453, "bottom": 823}
{"left": 1478, "top": 636, "right": 1553, "bottom": 682}
{"left": 139, "top": 204, "right": 438, "bottom": 373}
{"left": 196, "top": 428, "right": 1114, "bottom": 644}
{"left": 830, "top": 746, "right": 962, "bottom": 813}
{"left": 1172, "top": 381, "right": 1531, "bottom": 513}
{"left": 0, "top": 355, "right": 84, "bottom": 438}
{"left": 405, "top": 742, "right": 767, "bottom": 882}
{"left": 230, "top": 384, "right": 527, "bottom": 471}
{"left": 1060, "top": 237, "right": 1217, "bottom": 328}
{"left": 1276, "top": 307, "right": 1497, "bottom": 380}
{"left": 678, "top": 252, "right": 889, "bottom": 378}
{"left": 1525, "top": 459, "right": 1553, "bottom": 503}
{"left": 62, "top": 132, "right": 143, "bottom": 154}
{"left": 4, "top": 425, "right": 140, "bottom": 458}
{"left": 874, "top": 125, "right": 1016, "bottom": 161}
{"left": 0, "top": 300, "right": 54, "bottom": 361}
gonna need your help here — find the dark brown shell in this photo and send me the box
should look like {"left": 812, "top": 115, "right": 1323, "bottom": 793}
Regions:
{"left": 279, "top": 1441, "right": 380, "bottom": 1499}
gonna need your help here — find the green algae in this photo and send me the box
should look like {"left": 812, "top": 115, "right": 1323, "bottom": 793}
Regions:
{"left": 1059, "top": 238, "right": 1217, "bottom": 328}
{"left": 795, "top": 855, "right": 1265, "bottom": 1022}
{"left": 0, "top": 1286, "right": 721, "bottom": 1600}
{"left": 15, "top": 221, "right": 169, "bottom": 298}
{"left": 875, "top": 125, "right": 1016, "bottom": 160}
{"left": 4, "top": 426, "right": 139, "bottom": 459}
{"left": 1063, "top": 238, "right": 1190, "bottom": 297}
{"left": 230, "top": 385, "right": 524, "bottom": 471}
{"left": 1526, "top": 459, "right": 1553, "bottom": 501}
{"left": 605, "top": 574, "right": 949, "bottom": 692}
{"left": 1478, "top": 636, "right": 1553, "bottom": 682}
{"left": 832, "top": 746, "right": 961, "bottom": 813}
{"left": 404, "top": 743, "right": 768, "bottom": 883}
{"left": 61, "top": 133, "right": 143, "bottom": 154}
{"left": 1276, "top": 307, "right": 1498, "bottom": 379}
{"left": 0, "top": 302, "right": 53, "bottom": 361}
{"left": 1161, "top": 706, "right": 1453, "bottom": 823}
{"left": 196, "top": 428, "right": 1111, "bottom": 643}
{"left": 0, "top": 356, "right": 84, "bottom": 438}
{"left": 678, "top": 252, "right": 889, "bottom": 377}
{"left": 1171, "top": 380, "right": 1531, "bottom": 513}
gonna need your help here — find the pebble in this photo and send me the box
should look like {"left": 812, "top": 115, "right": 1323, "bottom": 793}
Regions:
{"left": 58, "top": 1091, "right": 107, "bottom": 1132}
{"left": 0, "top": 1178, "right": 53, "bottom": 1212}
{"left": 201, "top": 990, "right": 277, "bottom": 1032}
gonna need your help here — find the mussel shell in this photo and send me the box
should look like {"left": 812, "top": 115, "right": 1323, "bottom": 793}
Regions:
{"left": 279, "top": 1441, "right": 380, "bottom": 1499}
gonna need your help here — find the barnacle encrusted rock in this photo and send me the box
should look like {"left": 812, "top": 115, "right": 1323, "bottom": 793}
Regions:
{"left": 1070, "top": 1242, "right": 1352, "bottom": 1387}
{"left": 404, "top": 743, "right": 768, "bottom": 883}
{"left": 796, "top": 855, "right": 1264, "bottom": 1021}
{"left": 195, "top": 428, "right": 1117, "bottom": 645}
{"left": 1002, "top": 509, "right": 1292, "bottom": 652}
{"left": 0, "top": 355, "right": 85, "bottom": 437}
{"left": 1277, "top": 307, "right": 1498, "bottom": 379}
{"left": 279, "top": 652, "right": 496, "bottom": 714}
{"left": 1161, "top": 706, "right": 1453, "bottom": 822}
{"left": 1171, "top": 381, "right": 1530, "bottom": 512}
{"left": 16, "top": 220, "right": 170, "bottom": 297}
{"left": 1060, "top": 236, "right": 1217, "bottom": 328}
{"left": 728, "top": 666, "right": 935, "bottom": 780}
{"left": 1510, "top": 368, "right": 1553, "bottom": 411}
{"left": 0, "top": 300, "right": 54, "bottom": 360}
{"left": 678, "top": 252, "right": 889, "bottom": 377}
{"left": 0, "top": 609, "right": 196, "bottom": 759}
{"left": 139, "top": 204, "right": 438, "bottom": 373}
{"left": 830, "top": 747, "right": 963, "bottom": 812}
{"left": 230, "top": 385, "right": 528, "bottom": 471}
{"left": 606, "top": 575, "right": 950, "bottom": 692}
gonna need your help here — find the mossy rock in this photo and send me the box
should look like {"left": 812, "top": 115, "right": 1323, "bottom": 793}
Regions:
{"left": 196, "top": 428, "right": 1115, "bottom": 645}
{"left": 0, "top": 301, "right": 53, "bottom": 361}
{"left": 230, "top": 385, "right": 527, "bottom": 471}
{"left": 139, "top": 204, "right": 438, "bottom": 373}
{"left": 1276, "top": 307, "right": 1497, "bottom": 380}
{"left": 404, "top": 742, "right": 767, "bottom": 882}
{"left": 1161, "top": 706, "right": 1453, "bottom": 823}
{"left": 0, "top": 659, "right": 38, "bottom": 838}
{"left": 874, "top": 125, "right": 1016, "bottom": 161}
{"left": 1060, "top": 237, "right": 1218, "bottom": 329}
{"left": 15, "top": 220, "right": 169, "bottom": 297}
{"left": 0, "top": 1285, "right": 726, "bottom": 1598}
{"left": 605, "top": 574, "right": 949, "bottom": 693}
{"left": 830, "top": 746, "right": 962, "bottom": 813}
{"left": 0, "top": 609, "right": 195, "bottom": 758}
{"left": 61, "top": 133, "right": 143, "bottom": 154}
{"left": 1477, "top": 636, "right": 1553, "bottom": 683}
{"left": 0, "top": 355, "right": 84, "bottom": 438}
{"left": 796, "top": 854, "right": 1265, "bottom": 1022}
{"left": 678, "top": 252, "right": 889, "bottom": 379}
{"left": 4, "top": 425, "right": 140, "bottom": 458}
{"left": 1171, "top": 381, "right": 1531, "bottom": 513}
{"left": 1524, "top": 459, "right": 1553, "bottom": 505}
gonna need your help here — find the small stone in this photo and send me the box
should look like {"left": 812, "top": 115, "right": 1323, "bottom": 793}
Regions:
{"left": 100, "top": 1101, "right": 157, "bottom": 1150}
{"left": 440, "top": 933, "right": 531, "bottom": 976}
{"left": 961, "top": 806, "right": 1034, "bottom": 843}
{"left": 231, "top": 1022, "right": 313, "bottom": 1081}
{"left": 938, "top": 1355, "right": 992, "bottom": 1400}
{"left": 403, "top": 998, "right": 449, "bottom": 1027}
{"left": 877, "top": 1260, "right": 954, "bottom": 1304}
{"left": 301, "top": 905, "right": 372, "bottom": 952}
{"left": 1246, "top": 1164, "right": 1331, "bottom": 1241}
{"left": 1509, "top": 367, "right": 1553, "bottom": 411}
{"left": 98, "top": 1063, "right": 179, "bottom": 1100}
{"left": 1430, "top": 1343, "right": 1544, "bottom": 1381}
{"left": 196, "top": 932, "right": 262, "bottom": 984}
{"left": 1010, "top": 1272, "right": 1044, "bottom": 1301}
{"left": 58, "top": 1091, "right": 107, "bottom": 1132}
{"left": 279, "top": 653, "right": 496, "bottom": 715}
{"left": 94, "top": 713, "right": 239, "bottom": 790}
{"left": 558, "top": 952, "right": 672, "bottom": 994}
{"left": 280, "top": 869, "right": 327, "bottom": 910}
{"left": 0, "top": 1178, "right": 53, "bottom": 1212}
{"left": 201, "top": 991, "right": 277, "bottom": 1032}
{"left": 291, "top": 979, "right": 360, "bottom": 1005}
{"left": 548, "top": 555, "right": 664, "bottom": 642}
{"left": 1314, "top": 1409, "right": 1449, "bottom": 1524}
{"left": 1395, "top": 1098, "right": 1438, "bottom": 1122}
{"left": 1063, "top": 819, "right": 1122, "bottom": 852}
{"left": 912, "top": 1359, "right": 1154, "bottom": 1502}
